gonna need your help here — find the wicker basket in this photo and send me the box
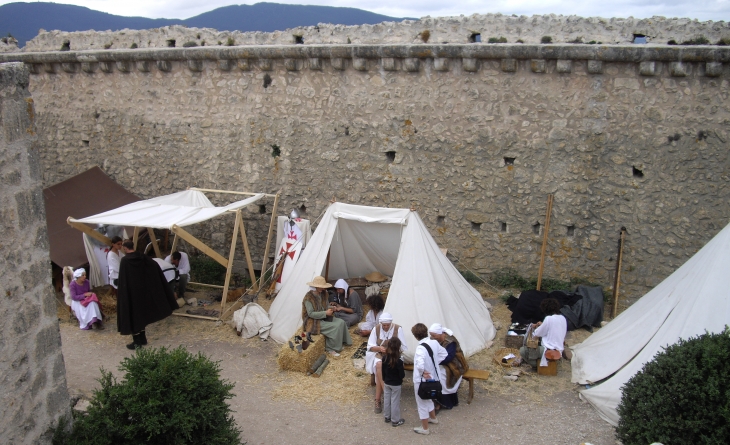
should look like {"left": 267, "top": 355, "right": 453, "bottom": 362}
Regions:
{"left": 493, "top": 347, "right": 521, "bottom": 368}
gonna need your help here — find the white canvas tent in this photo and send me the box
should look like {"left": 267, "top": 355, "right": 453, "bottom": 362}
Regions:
{"left": 571, "top": 221, "right": 730, "bottom": 426}
{"left": 268, "top": 202, "right": 496, "bottom": 359}
{"left": 68, "top": 188, "right": 280, "bottom": 318}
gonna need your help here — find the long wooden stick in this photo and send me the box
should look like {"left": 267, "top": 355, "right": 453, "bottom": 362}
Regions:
{"left": 258, "top": 194, "right": 279, "bottom": 289}
{"left": 147, "top": 227, "right": 162, "bottom": 258}
{"left": 239, "top": 216, "right": 258, "bottom": 291}
{"left": 324, "top": 249, "right": 331, "bottom": 281}
{"left": 612, "top": 227, "right": 627, "bottom": 318}
{"left": 66, "top": 218, "right": 112, "bottom": 246}
{"left": 536, "top": 194, "right": 554, "bottom": 291}
{"left": 171, "top": 225, "right": 228, "bottom": 267}
{"left": 132, "top": 227, "right": 140, "bottom": 250}
{"left": 188, "top": 187, "right": 277, "bottom": 197}
{"left": 220, "top": 210, "right": 242, "bottom": 313}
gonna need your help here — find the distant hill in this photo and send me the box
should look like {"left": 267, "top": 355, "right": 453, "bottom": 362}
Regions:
{"left": 0, "top": 2, "right": 407, "bottom": 47}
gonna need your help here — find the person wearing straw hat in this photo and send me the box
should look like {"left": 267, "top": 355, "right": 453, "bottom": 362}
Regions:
{"left": 366, "top": 312, "right": 408, "bottom": 413}
{"left": 428, "top": 323, "right": 469, "bottom": 410}
{"left": 365, "top": 271, "right": 389, "bottom": 283}
{"left": 302, "top": 276, "right": 352, "bottom": 356}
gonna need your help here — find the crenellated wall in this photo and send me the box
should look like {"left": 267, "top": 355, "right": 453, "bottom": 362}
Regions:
{"left": 1, "top": 42, "right": 729, "bottom": 303}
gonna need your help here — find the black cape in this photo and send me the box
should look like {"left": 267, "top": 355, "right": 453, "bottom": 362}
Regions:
{"left": 117, "top": 252, "right": 178, "bottom": 335}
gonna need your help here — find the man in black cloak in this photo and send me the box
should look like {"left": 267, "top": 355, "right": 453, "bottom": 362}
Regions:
{"left": 117, "top": 240, "right": 178, "bottom": 349}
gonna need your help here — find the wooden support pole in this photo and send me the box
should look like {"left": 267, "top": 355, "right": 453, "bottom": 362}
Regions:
{"left": 324, "top": 249, "right": 331, "bottom": 282}
{"left": 147, "top": 227, "right": 162, "bottom": 258}
{"left": 536, "top": 194, "right": 554, "bottom": 291}
{"left": 171, "top": 225, "right": 228, "bottom": 268}
{"left": 258, "top": 194, "right": 279, "bottom": 289}
{"left": 238, "top": 216, "right": 258, "bottom": 292}
{"left": 612, "top": 227, "right": 627, "bottom": 318}
{"left": 132, "top": 227, "right": 140, "bottom": 250}
{"left": 220, "top": 210, "right": 242, "bottom": 314}
{"left": 170, "top": 233, "right": 179, "bottom": 253}
{"left": 66, "top": 218, "right": 112, "bottom": 246}
{"left": 189, "top": 187, "right": 276, "bottom": 197}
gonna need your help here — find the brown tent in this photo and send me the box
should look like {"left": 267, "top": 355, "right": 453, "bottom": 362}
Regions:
{"left": 43, "top": 167, "right": 139, "bottom": 268}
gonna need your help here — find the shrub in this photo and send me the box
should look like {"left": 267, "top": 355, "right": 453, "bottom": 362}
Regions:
{"left": 616, "top": 328, "right": 730, "bottom": 445}
{"left": 668, "top": 39, "right": 678, "bottom": 45}
{"left": 681, "top": 35, "right": 710, "bottom": 45}
{"left": 226, "top": 37, "right": 235, "bottom": 46}
{"left": 716, "top": 37, "right": 730, "bottom": 46}
{"left": 487, "top": 36, "right": 507, "bottom": 43}
{"left": 489, "top": 268, "right": 608, "bottom": 298}
{"left": 61, "top": 347, "right": 242, "bottom": 445}
{"left": 129, "top": 42, "right": 138, "bottom": 49}
{"left": 419, "top": 30, "right": 430, "bottom": 43}
{"left": 459, "top": 269, "right": 482, "bottom": 283}
{"left": 541, "top": 35, "right": 552, "bottom": 44}
{"left": 182, "top": 41, "right": 198, "bottom": 47}
{"left": 190, "top": 255, "right": 227, "bottom": 285}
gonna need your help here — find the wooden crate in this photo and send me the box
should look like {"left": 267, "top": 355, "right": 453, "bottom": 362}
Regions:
{"left": 537, "top": 359, "right": 558, "bottom": 376}
{"left": 505, "top": 334, "right": 524, "bottom": 349}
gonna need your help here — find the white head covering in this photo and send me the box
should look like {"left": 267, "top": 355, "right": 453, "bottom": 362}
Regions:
{"left": 73, "top": 268, "right": 85, "bottom": 279}
{"left": 380, "top": 312, "right": 393, "bottom": 322}
{"left": 429, "top": 323, "right": 443, "bottom": 334}
{"left": 334, "top": 279, "right": 349, "bottom": 293}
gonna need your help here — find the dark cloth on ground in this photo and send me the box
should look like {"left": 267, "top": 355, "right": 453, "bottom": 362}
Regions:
{"left": 382, "top": 356, "right": 405, "bottom": 386}
{"left": 507, "top": 289, "right": 581, "bottom": 325}
{"left": 560, "top": 285, "right": 604, "bottom": 331}
{"left": 117, "top": 252, "right": 178, "bottom": 335}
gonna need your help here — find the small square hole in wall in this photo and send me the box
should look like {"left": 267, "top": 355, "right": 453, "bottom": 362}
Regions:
{"left": 385, "top": 151, "right": 396, "bottom": 163}
{"left": 299, "top": 205, "right": 307, "bottom": 216}
{"left": 294, "top": 36, "right": 304, "bottom": 44}
{"left": 632, "top": 166, "right": 644, "bottom": 178}
{"left": 500, "top": 222, "right": 507, "bottom": 232}
{"left": 504, "top": 157, "right": 515, "bottom": 166}
{"left": 437, "top": 216, "right": 445, "bottom": 227}
{"left": 632, "top": 34, "right": 647, "bottom": 44}
{"left": 471, "top": 222, "right": 482, "bottom": 232}
{"left": 82, "top": 140, "right": 89, "bottom": 147}
{"left": 258, "top": 204, "right": 266, "bottom": 214}
{"left": 166, "top": 39, "right": 176, "bottom": 47}
{"left": 567, "top": 225, "right": 575, "bottom": 236}
{"left": 469, "top": 33, "right": 481, "bottom": 43}
{"left": 533, "top": 222, "right": 541, "bottom": 235}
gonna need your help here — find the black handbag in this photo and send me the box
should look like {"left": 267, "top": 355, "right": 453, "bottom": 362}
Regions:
{"left": 416, "top": 343, "right": 443, "bottom": 400}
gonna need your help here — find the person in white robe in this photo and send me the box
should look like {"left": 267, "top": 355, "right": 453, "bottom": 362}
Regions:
{"left": 412, "top": 323, "right": 447, "bottom": 435}
{"left": 106, "top": 236, "right": 124, "bottom": 290}
{"left": 366, "top": 312, "right": 407, "bottom": 414}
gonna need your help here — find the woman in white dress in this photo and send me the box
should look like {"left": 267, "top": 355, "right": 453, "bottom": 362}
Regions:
{"left": 68, "top": 268, "right": 104, "bottom": 330}
{"left": 356, "top": 294, "right": 384, "bottom": 337}
{"left": 411, "top": 323, "right": 447, "bottom": 435}
{"left": 106, "top": 236, "right": 124, "bottom": 291}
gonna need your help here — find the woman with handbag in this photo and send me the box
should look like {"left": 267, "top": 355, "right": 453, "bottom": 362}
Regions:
{"left": 411, "top": 323, "right": 447, "bottom": 435}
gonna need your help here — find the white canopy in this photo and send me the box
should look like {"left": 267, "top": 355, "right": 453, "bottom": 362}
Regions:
{"left": 268, "top": 202, "right": 496, "bottom": 359}
{"left": 571, "top": 221, "right": 730, "bottom": 426}
{"left": 71, "top": 190, "right": 265, "bottom": 229}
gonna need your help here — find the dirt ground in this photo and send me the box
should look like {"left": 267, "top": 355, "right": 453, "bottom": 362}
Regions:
{"left": 58, "top": 285, "right": 619, "bottom": 445}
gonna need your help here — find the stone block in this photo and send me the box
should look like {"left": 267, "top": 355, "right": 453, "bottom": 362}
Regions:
{"left": 331, "top": 57, "right": 345, "bottom": 70}
{"left": 433, "top": 58, "right": 449, "bottom": 71}
{"left": 501, "top": 58, "right": 517, "bottom": 72}
{"left": 705, "top": 62, "right": 722, "bottom": 77}
{"left": 404, "top": 58, "right": 420, "bottom": 72}
{"left": 531, "top": 59, "right": 546, "bottom": 73}
{"left": 99, "top": 61, "right": 114, "bottom": 73}
{"left": 43, "top": 63, "right": 56, "bottom": 74}
{"left": 462, "top": 58, "right": 478, "bottom": 72}
{"left": 669, "top": 62, "right": 687, "bottom": 77}
{"left": 309, "top": 58, "right": 322, "bottom": 70}
{"left": 81, "top": 62, "right": 97, "bottom": 73}
{"left": 61, "top": 63, "right": 76, "bottom": 73}
{"left": 381, "top": 57, "right": 396, "bottom": 71}
{"left": 187, "top": 60, "right": 204, "bottom": 72}
{"left": 116, "top": 61, "right": 131, "bottom": 73}
{"left": 639, "top": 61, "right": 656, "bottom": 76}
{"left": 237, "top": 59, "right": 251, "bottom": 71}
{"left": 556, "top": 59, "right": 572, "bottom": 73}
{"left": 587, "top": 60, "right": 603, "bottom": 74}
{"left": 259, "top": 59, "right": 273, "bottom": 71}
{"left": 217, "top": 59, "right": 234, "bottom": 71}
{"left": 156, "top": 60, "right": 172, "bottom": 72}
{"left": 353, "top": 58, "right": 367, "bottom": 71}
{"left": 284, "top": 58, "right": 299, "bottom": 71}
{"left": 136, "top": 61, "right": 151, "bottom": 72}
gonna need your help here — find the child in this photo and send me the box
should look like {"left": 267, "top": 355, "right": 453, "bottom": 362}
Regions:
{"left": 381, "top": 337, "right": 406, "bottom": 427}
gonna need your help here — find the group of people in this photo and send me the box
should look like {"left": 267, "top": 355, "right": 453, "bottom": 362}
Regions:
{"left": 69, "top": 235, "right": 193, "bottom": 350}
{"left": 300, "top": 275, "right": 469, "bottom": 435}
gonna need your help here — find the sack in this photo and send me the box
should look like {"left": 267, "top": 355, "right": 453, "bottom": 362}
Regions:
{"left": 545, "top": 349, "right": 562, "bottom": 361}
{"left": 418, "top": 379, "right": 442, "bottom": 400}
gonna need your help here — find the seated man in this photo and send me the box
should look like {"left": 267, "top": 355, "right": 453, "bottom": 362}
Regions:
{"left": 519, "top": 298, "right": 567, "bottom": 368}
{"left": 165, "top": 251, "right": 191, "bottom": 303}
{"left": 366, "top": 312, "right": 407, "bottom": 414}
{"left": 428, "top": 323, "right": 469, "bottom": 409}
{"left": 302, "top": 276, "right": 352, "bottom": 357}
{"left": 331, "top": 279, "right": 363, "bottom": 327}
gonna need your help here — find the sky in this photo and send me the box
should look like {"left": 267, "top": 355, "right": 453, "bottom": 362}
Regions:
{"left": 1, "top": 0, "right": 728, "bottom": 21}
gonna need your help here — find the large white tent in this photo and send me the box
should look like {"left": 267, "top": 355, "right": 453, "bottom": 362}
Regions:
{"left": 268, "top": 202, "right": 496, "bottom": 359}
{"left": 571, "top": 221, "right": 730, "bottom": 426}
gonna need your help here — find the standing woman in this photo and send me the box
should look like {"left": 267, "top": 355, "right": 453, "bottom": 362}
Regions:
{"left": 411, "top": 323, "right": 447, "bottom": 435}
{"left": 107, "top": 236, "right": 124, "bottom": 293}
{"left": 69, "top": 268, "right": 104, "bottom": 330}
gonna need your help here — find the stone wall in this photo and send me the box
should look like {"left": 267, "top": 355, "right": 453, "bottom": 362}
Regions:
{"left": 16, "top": 13, "right": 730, "bottom": 52}
{"left": 1, "top": 43, "right": 729, "bottom": 304}
{"left": 0, "top": 62, "right": 70, "bottom": 444}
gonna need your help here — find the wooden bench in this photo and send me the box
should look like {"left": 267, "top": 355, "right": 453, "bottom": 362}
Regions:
{"left": 403, "top": 364, "right": 490, "bottom": 404}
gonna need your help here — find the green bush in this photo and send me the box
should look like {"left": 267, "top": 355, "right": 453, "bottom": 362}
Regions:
{"left": 489, "top": 268, "right": 608, "bottom": 298}
{"left": 616, "top": 328, "right": 730, "bottom": 445}
{"left": 681, "top": 35, "right": 710, "bottom": 45}
{"left": 61, "top": 347, "right": 241, "bottom": 445}
{"left": 487, "top": 36, "right": 507, "bottom": 43}
{"left": 182, "top": 41, "right": 198, "bottom": 47}
{"left": 190, "top": 255, "right": 227, "bottom": 285}
{"left": 459, "top": 269, "right": 482, "bottom": 283}
{"left": 540, "top": 36, "right": 552, "bottom": 44}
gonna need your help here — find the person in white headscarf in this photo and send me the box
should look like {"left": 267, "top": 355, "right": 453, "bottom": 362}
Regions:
{"left": 366, "top": 312, "right": 408, "bottom": 414}
{"left": 332, "top": 279, "right": 363, "bottom": 327}
{"left": 429, "top": 323, "right": 469, "bottom": 410}
{"left": 411, "top": 322, "right": 447, "bottom": 435}
{"left": 68, "top": 268, "right": 104, "bottom": 330}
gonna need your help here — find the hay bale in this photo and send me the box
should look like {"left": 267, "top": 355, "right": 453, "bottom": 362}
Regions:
{"left": 277, "top": 334, "right": 326, "bottom": 373}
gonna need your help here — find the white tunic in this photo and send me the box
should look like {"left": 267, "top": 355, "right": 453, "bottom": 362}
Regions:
{"left": 534, "top": 314, "right": 567, "bottom": 366}
{"left": 365, "top": 323, "right": 407, "bottom": 374}
{"left": 413, "top": 338, "right": 447, "bottom": 419}
{"left": 71, "top": 300, "right": 103, "bottom": 330}
{"left": 107, "top": 250, "right": 123, "bottom": 289}
{"left": 165, "top": 252, "right": 190, "bottom": 275}
{"left": 358, "top": 310, "right": 381, "bottom": 331}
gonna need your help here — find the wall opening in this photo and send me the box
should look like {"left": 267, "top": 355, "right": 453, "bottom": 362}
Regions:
{"left": 532, "top": 222, "right": 541, "bottom": 235}
{"left": 437, "top": 216, "right": 445, "bottom": 227}
{"left": 166, "top": 39, "right": 176, "bottom": 47}
{"left": 504, "top": 157, "right": 515, "bottom": 166}
{"left": 82, "top": 140, "right": 89, "bottom": 147}
{"left": 471, "top": 222, "right": 482, "bottom": 232}
{"left": 270, "top": 144, "right": 281, "bottom": 158}
{"left": 469, "top": 33, "right": 481, "bottom": 43}
{"left": 632, "top": 34, "right": 647, "bottom": 44}
{"left": 294, "top": 36, "right": 304, "bottom": 44}
{"left": 500, "top": 222, "right": 507, "bottom": 232}
{"left": 258, "top": 204, "right": 266, "bottom": 214}
{"left": 567, "top": 225, "right": 575, "bottom": 236}
{"left": 263, "top": 74, "right": 272, "bottom": 89}
{"left": 298, "top": 205, "right": 307, "bottom": 216}
{"left": 385, "top": 151, "right": 396, "bottom": 163}
{"left": 632, "top": 166, "right": 644, "bottom": 178}
{"left": 697, "top": 130, "right": 708, "bottom": 141}
{"left": 667, "top": 133, "right": 681, "bottom": 142}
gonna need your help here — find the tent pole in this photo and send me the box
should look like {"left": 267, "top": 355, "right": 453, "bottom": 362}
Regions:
{"left": 612, "top": 227, "right": 627, "bottom": 318}
{"left": 170, "top": 233, "right": 179, "bottom": 253}
{"left": 536, "top": 194, "right": 553, "bottom": 291}
{"left": 220, "top": 210, "right": 242, "bottom": 315}
{"left": 171, "top": 225, "right": 228, "bottom": 268}
{"left": 238, "top": 216, "right": 258, "bottom": 292}
{"left": 147, "top": 228, "right": 162, "bottom": 258}
{"left": 132, "top": 227, "right": 140, "bottom": 251}
{"left": 324, "top": 249, "right": 331, "bottom": 281}
{"left": 258, "top": 194, "right": 279, "bottom": 289}
{"left": 66, "top": 218, "right": 112, "bottom": 246}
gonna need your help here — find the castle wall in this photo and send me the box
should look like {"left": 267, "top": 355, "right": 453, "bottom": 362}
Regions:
{"left": 1, "top": 43, "right": 729, "bottom": 303}
{"left": 0, "top": 62, "right": 71, "bottom": 444}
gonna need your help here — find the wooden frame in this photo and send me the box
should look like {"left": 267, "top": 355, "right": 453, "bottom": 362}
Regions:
{"left": 536, "top": 194, "right": 554, "bottom": 291}
{"left": 68, "top": 188, "right": 279, "bottom": 321}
